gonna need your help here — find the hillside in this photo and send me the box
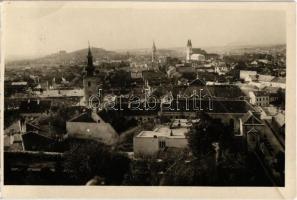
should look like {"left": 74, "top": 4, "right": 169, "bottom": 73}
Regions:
{"left": 6, "top": 47, "right": 124, "bottom": 66}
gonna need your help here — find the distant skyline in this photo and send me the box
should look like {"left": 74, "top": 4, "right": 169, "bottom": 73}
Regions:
{"left": 4, "top": 2, "right": 286, "bottom": 59}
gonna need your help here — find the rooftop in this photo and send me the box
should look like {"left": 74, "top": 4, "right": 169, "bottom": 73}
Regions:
{"left": 171, "top": 118, "right": 198, "bottom": 128}
{"left": 273, "top": 112, "right": 285, "bottom": 127}
{"left": 36, "top": 89, "right": 84, "bottom": 98}
{"left": 137, "top": 126, "right": 188, "bottom": 138}
{"left": 69, "top": 112, "right": 96, "bottom": 123}
{"left": 254, "top": 91, "right": 270, "bottom": 96}
{"left": 19, "top": 100, "right": 51, "bottom": 114}
{"left": 271, "top": 77, "right": 286, "bottom": 84}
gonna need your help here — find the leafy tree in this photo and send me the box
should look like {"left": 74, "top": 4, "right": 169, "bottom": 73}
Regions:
{"left": 276, "top": 88, "right": 285, "bottom": 109}
{"left": 64, "top": 140, "right": 130, "bottom": 185}
{"left": 123, "top": 157, "right": 161, "bottom": 185}
{"left": 188, "top": 112, "right": 227, "bottom": 157}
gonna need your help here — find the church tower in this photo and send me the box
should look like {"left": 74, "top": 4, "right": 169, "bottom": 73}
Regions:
{"left": 152, "top": 41, "right": 157, "bottom": 70}
{"left": 186, "top": 39, "right": 192, "bottom": 62}
{"left": 83, "top": 43, "right": 99, "bottom": 107}
{"left": 85, "top": 43, "right": 95, "bottom": 76}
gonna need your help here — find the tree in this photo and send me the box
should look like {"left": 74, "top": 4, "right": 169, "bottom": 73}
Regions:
{"left": 188, "top": 112, "right": 228, "bottom": 158}
{"left": 64, "top": 140, "right": 130, "bottom": 185}
{"left": 276, "top": 88, "right": 285, "bottom": 109}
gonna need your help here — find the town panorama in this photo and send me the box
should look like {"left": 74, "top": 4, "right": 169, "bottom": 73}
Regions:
{"left": 4, "top": 39, "right": 286, "bottom": 186}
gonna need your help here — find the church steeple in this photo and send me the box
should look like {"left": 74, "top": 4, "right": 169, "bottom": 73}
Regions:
{"left": 186, "top": 39, "right": 193, "bottom": 62}
{"left": 152, "top": 41, "right": 157, "bottom": 62}
{"left": 86, "top": 42, "right": 95, "bottom": 76}
{"left": 187, "top": 39, "right": 192, "bottom": 48}
{"left": 151, "top": 41, "right": 158, "bottom": 71}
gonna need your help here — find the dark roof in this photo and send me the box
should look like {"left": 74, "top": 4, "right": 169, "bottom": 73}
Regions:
{"left": 22, "top": 131, "right": 55, "bottom": 151}
{"left": 254, "top": 91, "right": 270, "bottom": 96}
{"left": 191, "top": 48, "right": 207, "bottom": 55}
{"left": 142, "top": 70, "right": 166, "bottom": 80}
{"left": 177, "top": 66, "right": 196, "bottom": 74}
{"left": 161, "top": 100, "right": 254, "bottom": 113}
{"left": 210, "top": 85, "right": 244, "bottom": 98}
{"left": 69, "top": 112, "right": 97, "bottom": 122}
{"left": 19, "top": 100, "right": 51, "bottom": 113}
{"left": 189, "top": 78, "right": 206, "bottom": 86}
{"left": 101, "top": 100, "right": 254, "bottom": 115}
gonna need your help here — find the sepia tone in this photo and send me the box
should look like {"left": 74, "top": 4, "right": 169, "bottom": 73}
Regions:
{"left": 1, "top": 1, "right": 296, "bottom": 199}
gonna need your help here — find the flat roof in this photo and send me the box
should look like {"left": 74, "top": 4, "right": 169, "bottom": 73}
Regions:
{"left": 171, "top": 119, "right": 195, "bottom": 128}
{"left": 137, "top": 126, "right": 188, "bottom": 138}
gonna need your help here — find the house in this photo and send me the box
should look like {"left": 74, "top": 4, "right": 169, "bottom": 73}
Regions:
{"left": 5, "top": 81, "right": 28, "bottom": 96}
{"left": 21, "top": 131, "right": 56, "bottom": 152}
{"left": 214, "top": 62, "right": 229, "bottom": 75}
{"left": 241, "top": 110, "right": 285, "bottom": 184}
{"left": 166, "top": 66, "right": 176, "bottom": 78}
{"left": 257, "top": 74, "right": 275, "bottom": 83}
{"left": 133, "top": 119, "right": 192, "bottom": 157}
{"left": 66, "top": 111, "right": 119, "bottom": 145}
{"left": 239, "top": 110, "right": 265, "bottom": 150}
{"left": 249, "top": 91, "right": 270, "bottom": 106}
{"left": 4, "top": 133, "right": 24, "bottom": 151}
{"left": 240, "top": 70, "right": 257, "bottom": 82}
{"left": 19, "top": 99, "right": 51, "bottom": 119}
{"left": 271, "top": 112, "right": 285, "bottom": 138}
{"left": 190, "top": 54, "right": 205, "bottom": 62}
{"left": 131, "top": 70, "right": 143, "bottom": 79}
{"left": 271, "top": 77, "right": 286, "bottom": 89}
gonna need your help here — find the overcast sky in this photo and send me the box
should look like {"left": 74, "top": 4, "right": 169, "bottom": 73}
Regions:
{"left": 4, "top": 2, "right": 286, "bottom": 58}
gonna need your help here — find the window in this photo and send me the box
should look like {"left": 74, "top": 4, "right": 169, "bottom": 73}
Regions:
{"left": 159, "top": 141, "right": 166, "bottom": 148}
{"left": 88, "top": 81, "right": 91, "bottom": 87}
{"left": 251, "top": 136, "right": 256, "bottom": 142}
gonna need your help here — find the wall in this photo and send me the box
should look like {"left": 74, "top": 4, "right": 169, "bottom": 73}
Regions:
{"left": 66, "top": 121, "right": 119, "bottom": 145}
{"left": 133, "top": 135, "right": 188, "bottom": 157}
{"left": 83, "top": 76, "right": 99, "bottom": 107}
{"left": 133, "top": 137, "right": 159, "bottom": 157}
{"left": 165, "top": 137, "right": 188, "bottom": 148}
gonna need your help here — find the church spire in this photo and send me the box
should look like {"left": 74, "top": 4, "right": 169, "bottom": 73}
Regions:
{"left": 186, "top": 39, "right": 192, "bottom": 62}
{"left": 187, "top": 39, "right": 192, "bottom": 48}
{"left": 152, "top": 41, "right": 156, "bottom": 61}
{"left": 152, "top": 41, "right": 157, "bottom": 70}
{"left": 86, "top": 41, "right": 95, "bottom": 76}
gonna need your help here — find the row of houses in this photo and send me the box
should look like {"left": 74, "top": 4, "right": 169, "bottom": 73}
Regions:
{"left": 240, "top": 70, "right": 285, "bottom": 89}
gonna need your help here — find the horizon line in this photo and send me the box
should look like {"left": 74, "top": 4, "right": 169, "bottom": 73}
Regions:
{"left": 6, "top": 42, "right": 286, "bottom": 61}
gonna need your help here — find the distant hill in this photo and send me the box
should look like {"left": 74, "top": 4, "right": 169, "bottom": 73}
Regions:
{"left": 6, "top": 47, "right": 124, "bottom": 66}
{"left": 6, "top": 43, "right": 285, "bottom": 67}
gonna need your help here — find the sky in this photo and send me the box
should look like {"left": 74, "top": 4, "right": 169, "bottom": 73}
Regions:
{"left": 4, "top": 2, "right": 286, "bottom": 59}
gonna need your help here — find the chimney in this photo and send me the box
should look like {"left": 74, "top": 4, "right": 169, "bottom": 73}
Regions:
{"left": 10, "top": 134, "right": 14, "bottom": 145}
{"left": 212, "top": 142, "right": 220, "bottom": 166}
{"left": 19, "top": 118, "right": 26, "bottom": 134}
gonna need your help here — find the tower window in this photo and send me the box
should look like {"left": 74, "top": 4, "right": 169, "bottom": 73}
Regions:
{"left": 88, "top": 81, "right": 91, "bottom": 87}
{"left": 159, "top": 141, "right": 166, "bottom": 148}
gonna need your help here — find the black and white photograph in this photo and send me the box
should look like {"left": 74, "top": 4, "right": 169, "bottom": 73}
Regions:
{"left": 1, "top": 2, "right": 296, "bottom": 197}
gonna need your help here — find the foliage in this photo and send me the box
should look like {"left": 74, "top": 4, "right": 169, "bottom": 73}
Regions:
{"left": 188, "top": 112, "right": 233, "bottom": 157}
{"left": 99, "top": 110, "right": 138, "bottom": 134}
{"left": 64, "top": 140, "right": 130, "bottom": 185}
{"left": 276, "top": 88, "right": 285, "bottom": 109}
